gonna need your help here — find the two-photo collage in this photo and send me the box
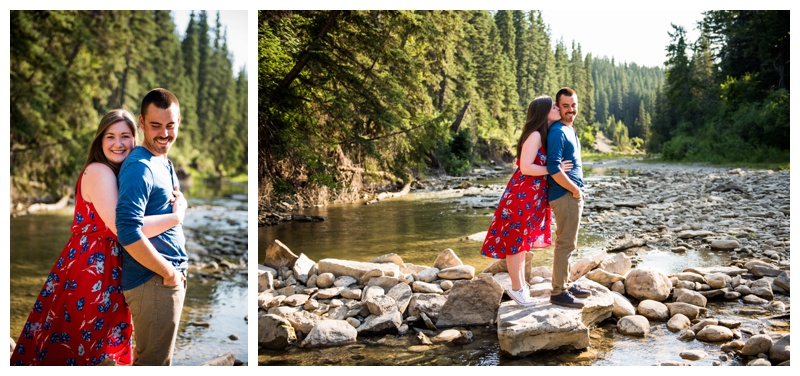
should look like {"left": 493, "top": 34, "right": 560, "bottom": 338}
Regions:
{"left": 3, "top": 4, "right": 794, "bottom": 371}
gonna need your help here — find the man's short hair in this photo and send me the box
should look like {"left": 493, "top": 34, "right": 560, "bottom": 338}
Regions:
{"left": 556, "top": 87, "right": 576, "bottom": 104}
{"left": 140, "top": 88, "right": 180, "bottom": 117}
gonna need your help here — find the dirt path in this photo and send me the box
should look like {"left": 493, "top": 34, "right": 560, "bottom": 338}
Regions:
{"left": 593, "top": 131, "right": 614, "bottom": 153}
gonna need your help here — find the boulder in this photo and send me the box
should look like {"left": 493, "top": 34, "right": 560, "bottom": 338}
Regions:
{"left": 667, "top": 314, "right": 691, "bottom": 332}
{"left": 625, "top": 267, "right": 673, "bottom": 301}
{"left": 292, "top": 254, "right": 315, "bottom": 284}
{"left": 263, "top": 239, "right": 298, "bottom": 271}
{"left": 433, "top": 248, "right": 463, "bottom": 269}
{"left": 258, "top": 313, "right": 296, "bottom": 350}
{"left": 769, "top": 334, "right": 790, "bottom": 362}
{"left": 696, "top": 325, "right": 734, "bottom": 342}
{"left": 636, "top": 300, "right": 670, "bottom": 321}
{"left": 437, "top": 265, "right": 475, "bottom": 280}
{"left": 617, "top": 315, "right": 650, "bottom": 337}
{"left": 317, "top": 258, "right": 400, "bottom": 280}
{"left": 741, "top": 334, "right": 774, "bottom": 356}
{"left": 585, "top": 268, "right": 625, "bottom": 288}
{"left": 610, "top": 291, "right": 636, "bottom": 318}
{"left": 300, "top": 320, "right": 357, "bottom": 348}
{"left": 597, "top": 252, "right": 632, "bottom": 276}
{"left": 436, "top": 276, "right": 504, "bottom": 327}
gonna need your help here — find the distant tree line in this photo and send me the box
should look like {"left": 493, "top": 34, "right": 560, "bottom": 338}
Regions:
{"left": 258, "top": 10, "right": 788, "bottom": 207}
{"left": 10, "top": 10, "right": 247, "bottom": 201}
{"left": 653, "top": 10, "right": 789, "bottom": 163}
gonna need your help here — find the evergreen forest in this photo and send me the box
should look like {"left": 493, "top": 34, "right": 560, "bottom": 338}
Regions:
{"left": 264, "top": 10, "right": 786, "bottom": 208}
{"left": 10, "top": 10, "right": 248, "bottom": 204}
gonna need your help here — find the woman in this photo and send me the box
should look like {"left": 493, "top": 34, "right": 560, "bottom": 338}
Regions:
{"left": 10, "top": 109, "right": 187, "bottom": 366}
{"left": 480, "top": 95, "right": 570, "bottom": 307}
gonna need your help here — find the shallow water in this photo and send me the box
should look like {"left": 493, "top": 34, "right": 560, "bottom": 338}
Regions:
{"left": 9, "top": 178, "right": 248, "bottom": 366}
{"left": 257, "top": 166, "right": 788, "bottom": 366}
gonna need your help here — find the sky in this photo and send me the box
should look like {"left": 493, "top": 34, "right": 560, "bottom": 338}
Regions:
{"left": 172, "top": 10, "right": 249, "bottom": 72}
{"left": 540, "top": 10, "right": 705, "bottom": 67}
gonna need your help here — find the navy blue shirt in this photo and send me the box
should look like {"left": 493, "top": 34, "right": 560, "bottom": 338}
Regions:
{"left": 116, "top": 146, "right": 187, "bottom": 290}
{"left": 546, "top": 121, "right": 584, "bottom": 201}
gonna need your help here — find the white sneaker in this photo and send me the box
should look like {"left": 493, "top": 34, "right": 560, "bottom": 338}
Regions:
{"left": 507, "top": 287, "right": 539, "bottom": 307}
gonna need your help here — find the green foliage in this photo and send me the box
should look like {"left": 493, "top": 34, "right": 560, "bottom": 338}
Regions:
{"left": 10, "top": 10, "right": 248, "bottom": 200}
{"left": 578, "top": 124, "right": 595, "bottom": 150}
{"left": 439, "top": 129, "right": 474, "bottom": 176}
{"left": 654, "top": 10, "right": 789, "bottom": 165}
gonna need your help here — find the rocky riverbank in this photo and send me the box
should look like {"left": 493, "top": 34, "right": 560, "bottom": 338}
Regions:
{"left": 258, "top": 160, "right": 790, "bottom": 366}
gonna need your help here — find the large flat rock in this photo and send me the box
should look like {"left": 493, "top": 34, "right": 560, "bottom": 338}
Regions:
{"left": 317, "top": 258, "right": 401, "bottom": 279}
{"left": 497, "top": 280, "right": 613, "bottom": 356}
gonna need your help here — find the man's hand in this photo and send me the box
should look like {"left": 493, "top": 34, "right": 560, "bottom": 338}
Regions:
{"left": 572, "top": 189, "right": 584, "bottom": 199}
{"left": 170, "top": 186, "right": 187, "bottom": 223}
{"left": 163, "top": 268, "right": 185, "bottom": 287}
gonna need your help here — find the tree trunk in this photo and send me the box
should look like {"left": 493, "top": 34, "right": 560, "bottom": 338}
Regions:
{"left": 450, "top": 100, "right": 471, "bottom": 133}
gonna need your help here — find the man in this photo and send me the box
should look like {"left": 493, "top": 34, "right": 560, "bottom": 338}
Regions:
{"left": 545, "top": 87, "right": 591, "bottom": 309}
{"left": 117, "top": 88, "right": 187, "bottom": 365}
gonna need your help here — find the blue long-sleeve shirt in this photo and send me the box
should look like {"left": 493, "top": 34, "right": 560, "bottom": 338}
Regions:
{"left": 546, "top": 121, "right": 584, "bottom": 201}
{"left": 116, "top": 146, "right": 187, "bottom": 290}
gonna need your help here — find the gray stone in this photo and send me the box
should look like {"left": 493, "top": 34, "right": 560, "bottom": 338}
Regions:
{"left": 610, "top": 291, "right": 636, "bottom": 318}
{"left": 680, "top": 349, "right": 707, "bottom": 361}
{"left": 598, "top": 252, "right": 632, "bottom": 276}
{"left": 316, "top": 287, "right": 343, "bottom": 299}
{"left": 300, "top": 320, "right": 357, "bottom": 348}
{"left": 685, "top": 266, "right": 747, "bottom": 277}
{"left": 637, "top": 300, "right": 670, "bottom": 321}
{"left": 411, "top": 281, "right": 444, "bottom": 294}
{"left": 263, "top": 239, "right": 298, "bottom": 271}
{"left": 386, "top": 282, "right": 413, "bottom": 314}
{"left": 710, "top": 239, "right": 740, "bottom": 250}
{"left": 745, "top": 260, "right": 783, "bottom": 278}
{"left": 673, "top": 288, "right": 707, "bottom": 307}
{"left": 769, "top": 334, "right": 790, "bottom": 362}
{"left": 315, "top": 272, "right": 335, "bottom": 288}
{"left": 625, "top": 267, "right": 673, "bottom": 301}
{"left": 366, "top": 276, "right": 401, "bottom": 292}
{"left": 437, "top": 265, "right": 475, "bottom": 280}
{"left": 774, "top": 271, "right": 790, "bottom": 292}
{"left": 408, "top": 293, "right": 447, "bottom": 321}
{"left": 258, "top": 313, "right": 296, "bottom": 349}
{"left": 317, "top": 258, "right": 400, "bottom": 280}
{"left": 333, "top": 275, "right": 358, "bottom": 288}
{"left": 585, "top": 268, "right": 625, "bottom": 288}
{"left": 358, "top": 308, "right": 403, "bottom": 335}
{"left": 292, "top": 253, "right": 315, "bottom": 284}
{"left": 433, "top": 248, "right": 463, "bottom": 269}
{"left": 696, "top": 325, "right": 734, "bottom": 342}
{"left": 667, "top": 314, "right": 691, "bottom": 332}
{"left": 665, "top": 302, "right": 702, "bottom": 320}
{"left": 199, "top": 352, "right": 236, "bottom": 366}
{"left": 436, "top": 276, "right": 504, "bottom": 327}
{"left": 283, "top": 294, "right": 309, "bottom": 307}
{"left": 706, "top": 273, "right": 731, "bottom": 289}
{"left": 617, "top": 315, "right": 650, "bottom": 337}
{"left": 282, "top": 310, "right": 323, "bottom": 336}
{"left": 415, "top": 267, "right": 440, "bottom": 283}
{"left": 746, "top": 358, "right": 772, "bottom": 366}
{"left": 366, "top": 295, "right": 397, "bottom": 316}
{"left": 362, "top": 285, "right": 385, "bottom": 301}
{"left": 742, "top": 334, "right": 774, "bottom": 356}
{"left": 368, "top": 253, "right": 405, "bottom": 266}
{"left": 750, "top": 278, "right": 775, "bottom": 300}
{"left": 570, "top": 252, "right": 607, "bottom": 281}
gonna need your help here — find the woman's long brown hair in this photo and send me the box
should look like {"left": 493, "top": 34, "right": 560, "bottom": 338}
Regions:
{"left": 516, "top": 95, "right": 553, "bottom": 160}
{"left": 82, "top": 109, "right": 138, "bottom": 176}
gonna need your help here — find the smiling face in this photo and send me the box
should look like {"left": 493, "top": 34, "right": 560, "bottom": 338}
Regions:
{"left": 139, "top": 103, "right": 180, "bottom": 157}
{"left": 102, "top": 121, "right": 135, "bottom": 165}
{"left": 557, "top": 94, "right": 578, "bottom": 125}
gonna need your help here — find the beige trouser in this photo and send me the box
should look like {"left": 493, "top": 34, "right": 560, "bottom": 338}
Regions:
{"left": 123, "top": 272, "right": 187, "bottom": 366}
{"left": 550, "top": 193, "right": 584, "bottom": 295}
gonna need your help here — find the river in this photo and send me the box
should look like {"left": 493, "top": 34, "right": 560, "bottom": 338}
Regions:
{"left": 258, "top": 163, "right": 789, "bottom": 366}
{"left": 9, "top": 177, "right": 248, "bottom": 366}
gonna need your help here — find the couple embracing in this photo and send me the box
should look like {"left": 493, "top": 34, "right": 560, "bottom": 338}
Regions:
{"left": 481, "top": 87, "right": 590, "bottom": 309}
{"left": 11, "top": 89, "right": 188, "bottom": 366}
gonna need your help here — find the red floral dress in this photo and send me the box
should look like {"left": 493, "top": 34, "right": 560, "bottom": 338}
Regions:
{"left": 11, "top": 171, "right": 132, "bottom": 366}
{"left": 481, "top": 147, "right": 551, "bottom": 258}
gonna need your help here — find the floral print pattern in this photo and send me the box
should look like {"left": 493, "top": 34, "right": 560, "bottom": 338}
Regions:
{"left": 481, "top": 147, "right": 552, "bottom": 259}
{"left": 11, "top": 172, "right": 132, "bottom": 366}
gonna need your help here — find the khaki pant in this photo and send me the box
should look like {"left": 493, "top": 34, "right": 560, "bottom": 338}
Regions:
{"left": 550, "top": 194, "right": 584, "bottom": 295}
{"left": 123, "top": 272, "right": 186, "bottom": 366}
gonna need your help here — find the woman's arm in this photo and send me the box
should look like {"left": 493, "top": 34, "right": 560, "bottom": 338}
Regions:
{"left": 519, "top": 131, "right": 572, "bottom": 176}
{"left": 81, "top": 163, "right": 184, "bottom": 237}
